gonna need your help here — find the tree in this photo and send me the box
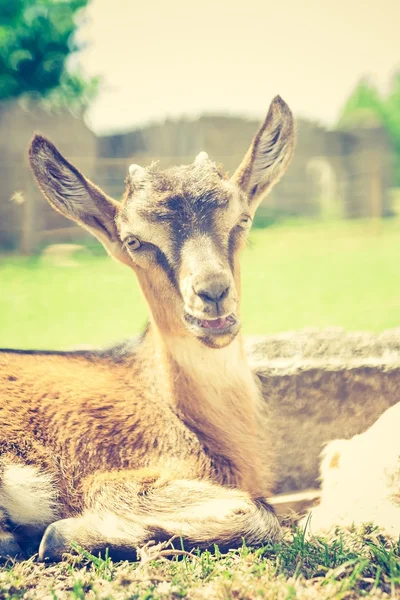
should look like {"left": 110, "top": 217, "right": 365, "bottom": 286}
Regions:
{"left": 384, "top": 73, "right": 400, "bottom": 184}
{"left": 338, "top": 75, "right": 400, "bottom": 186}
{"left": 338, "top": 77, "right": 384, "bottom": 128}
{"left": 0, "top": 0, "right": 98, "bottom": 113}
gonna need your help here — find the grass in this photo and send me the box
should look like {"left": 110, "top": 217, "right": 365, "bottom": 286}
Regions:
{"left": 1, "top": 218, "right": 400, "bottom": 349}
{"left": 0, "top": 527, "right": 399, "bottom": 599}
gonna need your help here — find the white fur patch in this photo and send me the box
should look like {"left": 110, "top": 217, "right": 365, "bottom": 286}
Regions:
{"left": 302, "top": 402, "right": 400, "bottom": 539}
{"left": 194, "top": 151, "right": 209, "bottom": 163}
{"left": 129, "top": 163, "right": 147, "bottom": 179}
{"left": 0, "top": 464, "right": 59, "bottom": 527}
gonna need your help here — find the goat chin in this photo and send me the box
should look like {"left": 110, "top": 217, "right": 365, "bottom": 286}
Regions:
{"left": 301, "top": 402, "right": 400, "bottom": 540}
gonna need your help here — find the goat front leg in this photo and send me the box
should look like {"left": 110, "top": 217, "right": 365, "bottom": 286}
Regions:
{"left": 39, "top": 512, "right": 144, "bottom": 561}
{"left": 0, "top": 535, "right": 22, "bottom": 561}
{"left": 39, "top": 468, "right": 280, "bottom": 561}
{"left": 39, "top": 468, "right": 161, "bottom": 561}
{"left": 0, "top": 521, "right": 22, "bottom": 561}
{"left": 0, "top": 506, "right": 21, "bottom": 560}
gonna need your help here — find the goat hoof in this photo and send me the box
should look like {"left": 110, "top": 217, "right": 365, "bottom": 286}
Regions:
{"left": 38, "top": 520, "right": 72, "bottom": 562}
{"left": 0, "top": 535, "right": 23, "bottom": 561}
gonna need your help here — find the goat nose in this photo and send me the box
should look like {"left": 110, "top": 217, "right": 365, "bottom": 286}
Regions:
{"left": 193, "top": 279, "right": 230, "bottom": 303}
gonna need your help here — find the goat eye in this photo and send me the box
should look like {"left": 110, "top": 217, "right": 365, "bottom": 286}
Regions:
{"left": 125, "top": 236, "right": 142, "bottom": 250}
{"left": 238, "top": 215, "right": 252, "bottom": 228}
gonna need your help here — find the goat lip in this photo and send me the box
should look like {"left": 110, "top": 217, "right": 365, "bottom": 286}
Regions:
{"left": 200, "top": 316, "right": 235, "bottom": 329}
{"left": 184, "top": 312, "right": 239, "bottom": 335}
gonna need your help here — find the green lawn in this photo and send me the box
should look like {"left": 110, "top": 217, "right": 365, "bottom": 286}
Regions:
{"left": 1, "top": 528, "right": 399, "bottom": 599}
{"left": 1, "top": 218, "right": 400, "bottom": 349}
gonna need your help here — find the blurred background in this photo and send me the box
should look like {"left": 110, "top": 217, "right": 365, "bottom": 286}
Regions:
{"left": 0, "top": 0, "right": 399, "bottom": 349}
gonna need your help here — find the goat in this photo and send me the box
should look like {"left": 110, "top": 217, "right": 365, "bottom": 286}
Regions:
{"left": 0, "top": 96, "right": 295, "bottom": 561}
{"left": 302, "top": 401, "right": 400, "bottom": 539}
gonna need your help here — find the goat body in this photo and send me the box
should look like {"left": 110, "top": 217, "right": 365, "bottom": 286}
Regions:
{"left": 0, "top": 96, "right": 295, "bottom": 560}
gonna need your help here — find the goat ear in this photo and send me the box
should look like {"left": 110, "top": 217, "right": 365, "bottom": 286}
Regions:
{"left": 232, "top": 96, "right": 295, "bottom": 213}
{"left": 29, "top": 135, "right": 129, "bottom": 265}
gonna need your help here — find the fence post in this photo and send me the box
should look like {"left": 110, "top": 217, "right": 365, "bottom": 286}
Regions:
{"left": 370, "top": 153, "right": 382, "bottom": 220}
{"left": 19, "top": 181, "right": 36, "bottom": 255}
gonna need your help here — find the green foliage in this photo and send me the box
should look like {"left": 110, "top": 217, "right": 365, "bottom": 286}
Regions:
{"left": 36, "top": 68, "right": 100, "bottom": 116}
{"left": 338, "top": 77, "right": 384, "bottom": 128}
{"left": 338, "top": 74, "right": 400, "bottom": 185}
{"left": 0, "top": 0, "right": 97, "bottom": 113}
{"left": 385, "top": 73, "right": 400, "bottom": 184}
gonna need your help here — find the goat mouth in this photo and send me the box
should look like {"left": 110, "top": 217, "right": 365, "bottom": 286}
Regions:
{"left": 184, "top": 312, "right": 239, "bottom": 335}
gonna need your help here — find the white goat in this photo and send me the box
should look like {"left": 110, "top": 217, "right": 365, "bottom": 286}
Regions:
{"left": 303, "top": 402, "right": 400, "bottom": 539}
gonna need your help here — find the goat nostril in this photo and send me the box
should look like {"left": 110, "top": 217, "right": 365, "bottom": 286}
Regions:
{"left": 197, "top": 291, "right": 213, "bottom": 303}
{"left": 194, "top": 284, "right": 230, "bottom": 303}
{"left": 218, "top": 286, "right": 229, "bottom": 301}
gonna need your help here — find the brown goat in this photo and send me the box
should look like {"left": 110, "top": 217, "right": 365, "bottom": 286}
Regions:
{"left": 0, "top": 97, "right": 295, "bottom": 561}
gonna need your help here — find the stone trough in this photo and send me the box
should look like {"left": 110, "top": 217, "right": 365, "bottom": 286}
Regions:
{"left": 245, "top": 328, "right": 400, "bottom": 503}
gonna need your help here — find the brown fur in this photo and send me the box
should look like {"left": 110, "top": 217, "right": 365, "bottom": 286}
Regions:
{"left": 0, "top": 97, "right": 295, "bottom": 561}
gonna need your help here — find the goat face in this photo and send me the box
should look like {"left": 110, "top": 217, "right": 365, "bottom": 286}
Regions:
{"left": 29, "top": 97, "right": 295, "bottom": 349}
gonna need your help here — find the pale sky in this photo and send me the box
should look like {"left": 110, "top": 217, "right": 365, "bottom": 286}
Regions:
{"left": 76, "top": 0, "right": 400, "bottom": 134}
